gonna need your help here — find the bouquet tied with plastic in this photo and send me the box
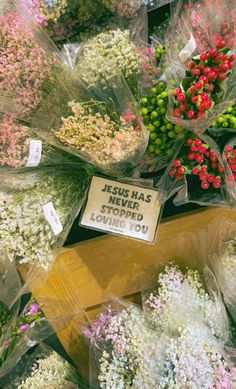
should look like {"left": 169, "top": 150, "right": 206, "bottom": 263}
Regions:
{"left": 84, "top": 298, "right": 165, "bottom": 388}
{"left": 84, "top": 262, "right": 236, "bottom": 388}
{"left": 0, "top": 4, "right": 60, "bottom": 118}
{"left": 0, "top": 109, "right": 82, "bottom": 170}
{"left": 165, "top": 0, "right": 236, "bottom": 134}
{"left": 32, "top": 71, "right": 149, "bottom": 177}
{"left": 1, "top": 342, "right": 87, "bottom": 388}
{"left": 158, "top": 131, "right": 234, "bottom": 206}
{"left": 0, "top": 165, "right": 90, "bottom": 271}
{"left": 0, "top": 253, "right": 57, "bottom": 379}
{"left": 203, "top": 217, "right": 236, "bottom": 326}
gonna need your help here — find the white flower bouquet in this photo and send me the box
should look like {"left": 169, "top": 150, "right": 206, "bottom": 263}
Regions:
{"left": 0, "top": 165, "right": 90, "bottom": 270}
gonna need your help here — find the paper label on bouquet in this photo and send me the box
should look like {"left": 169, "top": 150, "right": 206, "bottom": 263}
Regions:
{"left": 80, "top": 176, "right": 161, "bottom": 243}
{"left": 26, "top": 140, "right": 42, "bottom": 167}
{"left": 43, "top": 202, "right": 63, "bottom": 236}
{"left": 179, "top": 33, "right": 196, "bottom": 61}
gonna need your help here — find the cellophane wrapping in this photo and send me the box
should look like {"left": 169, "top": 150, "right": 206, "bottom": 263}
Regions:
{"left": 165, "top": 0, "right": 236, "bottom": 134}
{"left": 0, "top": 165, "right": 90, "bottom": 271}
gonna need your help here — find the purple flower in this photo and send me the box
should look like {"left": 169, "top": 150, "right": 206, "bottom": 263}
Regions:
{"left": 20, "top": 323, "right": 29, "bottom": 332}
{"left": 29, "top": 302, "right": 38, "bottom": 315}
{"left": 24, "top": 302, "right": 38, "bottom": 316}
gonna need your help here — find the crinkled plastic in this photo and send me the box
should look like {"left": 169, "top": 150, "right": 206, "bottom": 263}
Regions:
{"left": 75, "top": 27, "right": 143, "bottom": 96}
{"left": 32, "top": 71, "right": 149, "bottom": 177}
{"left": 84, "top": 297, "right": 165, "bottom": 389}
{"left": 85, "top": 293, "right": 236, "bottom": 387}
{"left": 206, "top": 218, "right": 236, "bottom": 325}
{"left": 0, "top": 252, "right": 88, "bottom": 381}
{"left": 142, "top": 262, "right": 229, "bottom": 343}
{"left": 0, "top": 4, "right": 62, "bottom": 119}
{"left": 0, "top": 165, "right": 90, "bottom": 271}
{"left": 139, "top": 77, "right": 186, "bottom": 173}
{"left": 1, "top": 343, "right": 86, "bottom": 388}
{"left": 221, "top": 135, "right": 236, "bottom": 205}
{"left": 0, "top": 112, "right": 82, "bottom": 170}
{"left": 17, "top": 0, "right": 148, "bottom": 48}
{"left": 157, "top": 132, "right": 230, "bottom": 206}
{"left": 165, "top": 0, "right": 236, "bottom": 134}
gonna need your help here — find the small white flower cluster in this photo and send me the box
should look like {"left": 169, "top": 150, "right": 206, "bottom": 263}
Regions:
{"left": 0, "top": 168, "right": 88, "bottom": 269}
{"left": 55, "top": 101, "right": 147, "bottom": 173}
{"left": 144, "top": 264, "right": 229, "bottom": 342}
{"left": 98, "top": 305, "right": 163, "bottom": 388}
{"left": 18, "top": 351, "right": 77, "bottom": 389}
{"left": 90, "top": 265, "right": 236, "bottom": 388}
{"left": 76, "top": 29, "right": 141, "bottom": 92}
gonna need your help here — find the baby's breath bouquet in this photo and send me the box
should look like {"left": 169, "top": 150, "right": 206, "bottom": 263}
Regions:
{"left": 75, "top": 28, "right": 141, "bottom": 95}
{"left": 0, "top": 7, "right": 57, "bottom": 117}
{"left": 0, "top": 165, "right": 90, "bottom": 270}
{"left": 3, "top": 343, "right": 88, "bottom": 388}
{"left": 85, "top": 264, "right": 236, "bottom": 388}
{"left": 0, "top": 113, "right": 80, "bottom": 170}
{"left": 32, "top": 71, "right": 148, "bottom": 177}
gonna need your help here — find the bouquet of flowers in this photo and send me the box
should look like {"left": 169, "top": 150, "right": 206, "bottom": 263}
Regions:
{"left": 0, "top": 165, "right": 90, "bottom": 270}
{"left": 2, "top": 343, "right": 87, "bottom": 388}
{"left": 84, "top": 301, "right": 164, "bottom": 388}
{"left": 75, "top": 28, "right": 141, "bottom": 95}
{"left": 143, "top": 263, "right": 229, "bottom": 341}
{"left": 165, "top": 0, "right": 236, "bottom": 133}
{"left": 0, "top": 113, "right": 80, "bottom": 169}
{"left": 32, "top": 71, "right": 149, "bottom": 176}
{"left": 0, "top": 253, "right": 53, "bottom": 379}
{"left": 0, "top": 8, "right": 57, "bottom": 117}
{"left": 19, "top": 0, "right": 147, "bottom": 48}
{"left": 159, "top": 131, "right": 232, "bottom": 206}
{"left": 85, "top": 264, "right": 236, "bottom": 388}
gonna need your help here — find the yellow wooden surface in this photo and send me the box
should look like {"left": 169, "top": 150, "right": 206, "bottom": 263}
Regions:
{"left": 20, "top": 206, "right": 236, "bottom": 377}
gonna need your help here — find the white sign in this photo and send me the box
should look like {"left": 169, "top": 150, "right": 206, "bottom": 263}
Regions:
{"left": 80, "top": 176, "right": 161, "bottom": 243}
{"left": 26, "top": 140, "right": 42, "bottom": 167}
{"left": 43, "top": 202, "right": 63, "bottom": 236}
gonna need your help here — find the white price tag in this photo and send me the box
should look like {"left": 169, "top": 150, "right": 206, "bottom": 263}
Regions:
{"left": 43, "top": 202, "right": 63, "bottom": 236}
{"left": 26, "top": 140, "right": 42, "bottom": 167}
{"left": 179, "top": 33, "right": 197, "bottom": 62}
{"left": 80, "top": 176, "right": 161, "bottom": 243}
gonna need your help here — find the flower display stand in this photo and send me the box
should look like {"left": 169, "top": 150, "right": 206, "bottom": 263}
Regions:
{"left": 19, "top": 206, "right": 236, "bottom": 379}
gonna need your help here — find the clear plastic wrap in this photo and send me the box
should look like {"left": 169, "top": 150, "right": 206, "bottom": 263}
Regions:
{"left": 0, "top": 252, "right": 87, "bottom": 381}
{"left": 165, "top": 0, "right": 236, "bottom": 134}
{"left": 0, "top": 254, "right": 48, "bottom": 378}
{"left": 85, "top": 293, "right": 236, "bottom": 387}
{"left": 0, "top": 112, "right": 82, "bottom": 170}
{"left": 75, "top": 28, "right": 142, "bottom": 95}
{"left": 221, "top": 135, "right": 236, "bottom": 205}
{"left": 0, "top": 165, "right": 90, "bottom": 270}
{"left": 84, "top": 298, "right": 165, "bottom": 389}
{"left": 32, "top": 72, "right": 149, "bottom": 177}
{"left": 1, "top": 343, "right": 86, "bottom": 388}
{"left": 207, "top": 218, "right": 236, "bottom": 325}
{"left": 158, "top": 132, "right": 230, "bottom": 206}
{"left": 142, "top": 263, "right": 229, "bottom": 342}
{"left": 0, "top": 5, "right": 60, "bottom": 118}
{"left": 139, "top": 78, "right": 186, "bottom": 173}
{"left": 17, "top": 0, "right": 148, "bottom": 48}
